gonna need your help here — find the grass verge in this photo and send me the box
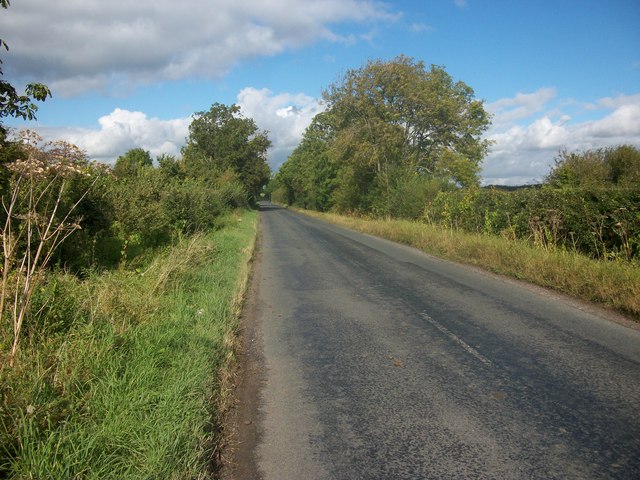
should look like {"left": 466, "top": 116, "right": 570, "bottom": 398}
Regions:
{"left": 1, "top": 210, "right": 258, "bottom": 479}
{"left": 299, "top": 209, "right": 640, "bottom": 319}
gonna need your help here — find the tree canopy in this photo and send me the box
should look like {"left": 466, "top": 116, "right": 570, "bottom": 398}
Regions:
{"left": 181, "top": 103, "right": 271, "bottom": 202}
{"left": 273, "top": 56, "right": 492, "bottom": 214}
{"left": 546, "top": 145, "right": 640, "bottom": 189}
{"left": 113, "top": 148, "right": 153, "bottom": 178}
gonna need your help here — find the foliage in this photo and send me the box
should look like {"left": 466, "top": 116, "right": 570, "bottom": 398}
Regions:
{"left": 424, "top": 184, "right": 640, "bottom": 261}
{"left": 0, "top": 96, "right": 268, "bottom": 475}
{"left": 0, "top": 0, "right": 51, "bottom": 127}
{"left": 0, "top": 125, "right": 258, "bottom": 358}
{"left": 270, "top": 112, "right": 337, "bottom": 211}
{"left": 324, "top": 56, "right": 491, "bottom": 185}
{"left": 547, "top": 145, "right": 640, "bottom": 188}
{"left": 0, "top": 213, "right": 258, "bottom": 477}
{"left": 386, "top": 171, "right": 450, "bottom": 219}
{"left": 107, "top": 154, "right": 248, "bottom": 260}
{"left": 418, "top": 146, "right": 640, "bottom": 262}
{"left": 272, "top": 56, "right": 492, "bottom": 214}
{"left": 112, "top": 147, "right": 153, "bottom": 178}
{"left": 0, "top": 131, "right": 105, "bottom": 365}
{"left": 0, "top": 81, "right": 51, "bottom": 124}
{"left": 182, "top": 103, "right": 271, "bottom": 203}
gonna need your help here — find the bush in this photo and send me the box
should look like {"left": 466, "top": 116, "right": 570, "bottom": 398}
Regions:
{"left": 386, "top": 173, "right": 448, "bottom": 219}
{"left": 425, "top": 186, "right": 640, "bottom": 260}
{"left": 104, "top": 167, "right": 248, "bottom": 261}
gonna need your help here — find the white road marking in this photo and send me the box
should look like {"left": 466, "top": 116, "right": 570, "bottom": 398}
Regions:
{"left": 421, "top": 312, "right": 493, "bottom": 367}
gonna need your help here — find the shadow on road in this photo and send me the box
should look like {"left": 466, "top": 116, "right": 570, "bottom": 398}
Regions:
{"left": 258, "top": 201, "right": 287, "bottom": 212}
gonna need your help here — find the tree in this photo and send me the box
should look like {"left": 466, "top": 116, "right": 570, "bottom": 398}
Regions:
{"left": 273, "top": 112, "right": 337, "bottom": 211}
{"left": 320, "top": 56, "right": 491, "bottom": 212}
{"left": 606, "top": 145, "right": 640, "bottom": 188}
{"left": 546, "top": 145, "right": 640, "bottom": 189}
{"left": 181, "top": 103, "right": 271, "bottom": 202}
{"left": 276, "top": 56, "right": 490, "bottom": 213}
{"left": 113, "top": 148, "right": 153, "bottom": 178}
{"left": 0, "top": 0, "right": 51, "bottom": 129}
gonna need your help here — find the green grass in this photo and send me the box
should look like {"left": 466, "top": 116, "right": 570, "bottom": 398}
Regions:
{"left": 299, "top": 209, "right": 640, "bottom": 319}
{"left": 1, "top": 210, "right": 257, "bottom": 479}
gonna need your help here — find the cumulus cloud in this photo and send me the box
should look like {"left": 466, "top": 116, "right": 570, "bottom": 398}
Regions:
{"left": 28, "top": 87, "right": 324, "bottom": 167}
{"left": 487, "top": 87, "right": 558, "bottom": 127}
{"left": 34, "top": 109, "right": 191, "bottom": 164}
{"left": 0, "top": 0, "right": 396, "bottom": 96}
{"left": 236, "top": 87, "right": 325, "bottom": 169}
{"left": 483, "top": 91, "right": 640, "bottom": 185}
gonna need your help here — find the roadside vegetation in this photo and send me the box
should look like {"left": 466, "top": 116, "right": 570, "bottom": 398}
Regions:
{"left": 269, "top": 56, "right": 640, "bottom": 319}
{"left": 0, "top": 123, "right": 264, "bottom": 476}
{"left": 1, "top": 214, "right": 256, "bottom": 477}
{"left": 1, "top": 11, "right": 268, "bottom": 472}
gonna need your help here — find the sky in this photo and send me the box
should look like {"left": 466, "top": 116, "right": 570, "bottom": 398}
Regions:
{"left": 1, "top": 0, "right": 639, "bottom": 185}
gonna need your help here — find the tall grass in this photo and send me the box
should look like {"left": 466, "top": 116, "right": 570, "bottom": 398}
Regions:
{"left": 1, "top": 210, "right": 257, "bottom": 478}
{"left": 301, "top": 210, "right": 640, "bottom": 319}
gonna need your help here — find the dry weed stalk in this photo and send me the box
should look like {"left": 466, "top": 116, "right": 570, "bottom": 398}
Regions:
{"left": 1, "top": 131, "right": 102, "bottom": 366}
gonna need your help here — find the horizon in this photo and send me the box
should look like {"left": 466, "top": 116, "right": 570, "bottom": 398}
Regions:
{"left": 1, "top": 0, "right": 639, "bottom": 185}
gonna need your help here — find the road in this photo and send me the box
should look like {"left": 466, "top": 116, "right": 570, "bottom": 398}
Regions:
{"left": 228, "top": 202, "right": 640, "bottom": 480}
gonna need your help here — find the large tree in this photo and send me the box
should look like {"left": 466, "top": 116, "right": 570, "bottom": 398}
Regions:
{"left": 322, "top": 55, "right": 492, "bottom": 211}
{"left": 182, "top": 103, "right": 271, "bottom": 202}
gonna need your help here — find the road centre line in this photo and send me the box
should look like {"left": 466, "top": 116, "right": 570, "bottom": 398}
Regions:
{"left": 421, "top": 312, "right": 493, "bottom": 367}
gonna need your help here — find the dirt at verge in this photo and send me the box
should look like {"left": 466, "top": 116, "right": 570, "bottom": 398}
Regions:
{"left": 218, "top": 231, "right": 266, "bottom": 480}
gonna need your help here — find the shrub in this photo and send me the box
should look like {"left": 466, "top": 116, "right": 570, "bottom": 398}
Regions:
{"left": 424, "top": 186, "right": 640, "bottom": 260}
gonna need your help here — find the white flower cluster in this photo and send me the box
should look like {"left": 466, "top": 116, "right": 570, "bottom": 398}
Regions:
{"left": 7, "top": 130, "right": 94, "bottom": 180}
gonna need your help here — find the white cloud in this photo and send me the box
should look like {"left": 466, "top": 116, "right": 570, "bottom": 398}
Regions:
{"left": 0, "top": 0, "right": 396, "bottom": 96}
{"left": 236, "top": 87, "right": 325, "bottom": 169}
{"left": 33, "top": 109, "right": 191, "bottom": 164}
{"left": 588, "top": 92, "right": 640, "bottom": 111}
{"left": 483, "top": 91, "right": 640, "bottom": 185}
{"left": 486, "top": 87, "right": 557, "bottom": 126}
{"left": 26, "top": 87, "right": 324, "bottom": 168}
{"left": 409, "top": 22, "right": 434, "bottom": 33}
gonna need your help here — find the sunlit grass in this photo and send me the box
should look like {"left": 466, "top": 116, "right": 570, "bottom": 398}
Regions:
{"left": 1, "top": 210, "right": 257, "bottom": 478}
{"left": 301, "top": 210, "right": 640, "bottom": 319}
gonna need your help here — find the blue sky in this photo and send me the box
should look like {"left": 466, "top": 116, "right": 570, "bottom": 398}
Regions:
{"left": 1, "top": 0, "right": 639, "bottom": 184}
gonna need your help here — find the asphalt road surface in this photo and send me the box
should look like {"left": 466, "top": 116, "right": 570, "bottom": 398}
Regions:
{"left": 236, "top": 202, "right": 640, "bottom": 480}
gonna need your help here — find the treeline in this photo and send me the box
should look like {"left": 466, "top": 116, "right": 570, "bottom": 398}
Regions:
{"left": 270, "top": 55, "right": 492, "bottom": 215}
{"left": 3, "top": 103, "right": 270, "bottom": 270}
{"left": 0, "top": 103, "right": 270, "bottom": 474}
{"left": 270, "top": 56, "right": 639, "bottom": 261}
{"left": 1, "top": 102, "right": 270, "bottom": 363}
